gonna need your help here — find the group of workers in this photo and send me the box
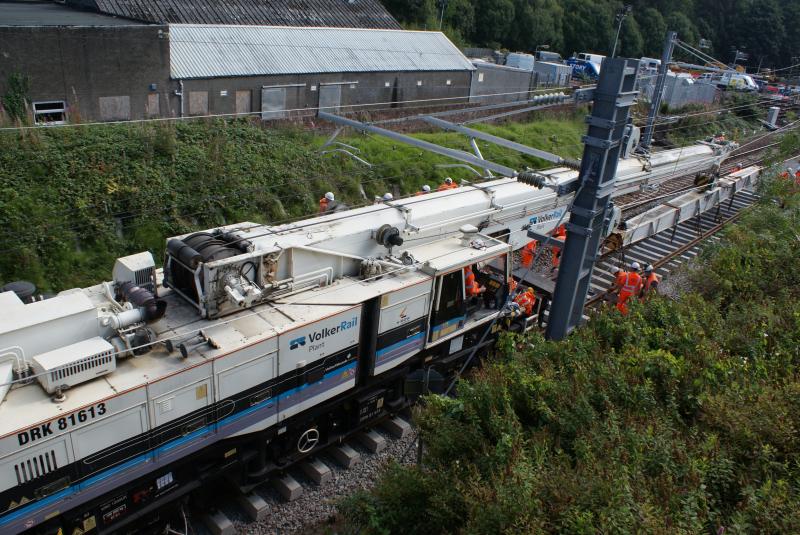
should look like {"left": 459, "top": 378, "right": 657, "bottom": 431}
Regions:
{"left": 319, "top": 178, "right": 460, "bottom": 214}
{"left": 611, "top": 261, "right": 660, "bottom": 315}
{"left": 780, "top": 166, "right": 800, "bottom": 184}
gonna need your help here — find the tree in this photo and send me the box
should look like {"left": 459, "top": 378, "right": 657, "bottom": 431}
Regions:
{"left": 666, "top": 11, "right": 699, "bottom": 45}
{"left": 620, "top": 15, "right": 644, "bottom": 58}
{"left": 442, "top": 0, "right": 475, "bottom": 41}
{"left": 473, "top": 0, "right": 516, "bottom": 47}
{"left": 738, "top": 0, "right": 785, "bottom": 67}
{"left": 637, "top": 7, "right": 667, "bottom": 57}
{"left": 507, "top": 0, "right": 564, "bottom": 53}
{"left": 562, "top": 0, "right": 615, "bottom": 55}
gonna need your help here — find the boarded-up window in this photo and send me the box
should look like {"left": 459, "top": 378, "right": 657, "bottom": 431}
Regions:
{"left": 261, "top": 88, "right": 286, "bottom": 120}
{"left": 318, "top": 85, "right": 341, "bottom": 114}
{"left": 189, "top": 91, "right": 208, "bottom": 116}
{"left": 99, "top": 96, "right": 130, "bottom": 121}
{"left": 146, "top": 93, "right": 160, "bottom": 118}
{"left": 235, "top": 90, "right": 252, "bottom": 115}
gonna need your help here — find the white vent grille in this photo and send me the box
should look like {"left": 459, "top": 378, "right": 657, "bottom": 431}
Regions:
{"left": 135, "top": 267, "right": 155, "bottom": 289}
{"left": 14, "top": 451, "right": 57, "bottom": 484}
{"left": 49, "top": 350, "right": 114, "bottom": 383}
{"left": 32, "top": 338, "right": 116, "bottom": 394}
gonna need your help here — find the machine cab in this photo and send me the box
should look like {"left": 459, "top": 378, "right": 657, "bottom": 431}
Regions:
{"left": 409, "top": 228, "right": 511, "bottom": 346}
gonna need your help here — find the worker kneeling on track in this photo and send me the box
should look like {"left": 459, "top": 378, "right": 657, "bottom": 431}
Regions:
{"left": 640, "top": 264, "right": 661, "bottom": 300}
{"left": 611, "top": 261, "right": 643, "bottom": 315}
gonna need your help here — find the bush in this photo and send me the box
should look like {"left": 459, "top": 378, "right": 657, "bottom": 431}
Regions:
{"left": 342, "top": 171, "right": 800, "bottom": 533}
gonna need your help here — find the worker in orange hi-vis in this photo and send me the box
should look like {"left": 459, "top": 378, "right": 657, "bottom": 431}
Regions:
{"left": 612, "top": 261, "right": 643, "bottom": 315}
{"left": 549, "top": 225, "right": 567, "bottom": 271}
{"left": 640, "top": 264, "right": 661, "bottom": 299}
{"left": 781, "top": 167, "right": 792, "bottom": 179}
{"left": 416, "top": 185, "right": 432, "bottom": 196}
{"left": 319, "top": 191, "right": 334, "bottom": 214}
{"left": 463, "top": 265, "right": 485, "bottom": 296}
{"left": 520, "top": 240, "right": 538, "bottom": 269}
{"left": 513, "top": 287, "right": 536, "bottom": 316}
{"left": 437, "top": 177, "right": 458, "bottom": 191}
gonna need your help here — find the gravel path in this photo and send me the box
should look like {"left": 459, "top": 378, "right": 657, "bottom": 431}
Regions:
{"left": 221, "top": 428, "right": 417, "bottom": 535}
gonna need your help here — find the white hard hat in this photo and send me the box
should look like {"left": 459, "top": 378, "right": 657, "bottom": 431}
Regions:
{"left": 445, "top": 177, "right": 453, "bottom": 184}
{"left": 787, "top": 167, "right": 794, "bottom": 173}
{"left": 422, "top": 184, "right": 431, "bottom": 192}
{"left": 382, "top": 192, "right": 394, "bottom": 201}
{"left": 325, "top": 192, "right": 334, "bottom": 201}
{"left": 644, "top": 264, "right": 654, "bottom": 272}
{"left": 630, "top": 261, "right": 640, "bottom": 271}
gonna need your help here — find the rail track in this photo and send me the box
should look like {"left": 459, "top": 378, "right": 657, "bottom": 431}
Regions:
{"left": 586, "top": 189, "right": 758, "bottom": 307}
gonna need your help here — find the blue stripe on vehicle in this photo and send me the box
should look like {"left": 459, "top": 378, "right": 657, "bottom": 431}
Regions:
{"left": 0, "top": 360, "right": 357, "bottom": 529}
{"left": 375, "top": 332, "right": 424, "bottom": 365}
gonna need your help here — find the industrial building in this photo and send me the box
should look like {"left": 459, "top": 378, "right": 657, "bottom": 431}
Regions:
{"left": 170, "top": 25, "right": 474, "bottom": 118}
{"left": 1, "top": 0, "right": 476, "bottom": 123}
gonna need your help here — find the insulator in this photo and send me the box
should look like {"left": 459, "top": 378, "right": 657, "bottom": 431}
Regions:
{"left": 517, "top": 171, "right": 547, "bottom": 189}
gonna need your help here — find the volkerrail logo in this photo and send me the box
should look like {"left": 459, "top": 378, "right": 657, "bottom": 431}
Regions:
{"left": 530, "top": 208, "right": 565, "bottom": 226}
{"left": 289, "top": 317, "right": 359, "bottom": 350}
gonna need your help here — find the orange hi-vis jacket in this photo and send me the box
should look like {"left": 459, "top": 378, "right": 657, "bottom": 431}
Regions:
{"left": 520, "top": 240, "right": 538, "bottom": 268}
{"left": 437, "top": 181, "right": 458, "bottom": 191}
{"left": 464, "top": 267, "right": 481, "bottom": 296}
{"left": 551, "top": 226, "right": 567, "bottom": 268}
{"left": 642, "top": 272, "right": 660, "bottom": 295}
{"left": 615, "top": 270, "right": 643, "bottom": 315}
{"left": 514, "top": 290, "right": 536, "bottom": 316}
{"left": 319, "top": 197, "right": 329, "bottom": 213}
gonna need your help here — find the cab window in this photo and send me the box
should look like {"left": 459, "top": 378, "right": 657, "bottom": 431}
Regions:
{"left": 429, "top": 270, "right": 465, "bottom": 342}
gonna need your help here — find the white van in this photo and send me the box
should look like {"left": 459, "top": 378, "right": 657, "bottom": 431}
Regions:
{"left": 718, "top": 72, "right": 758, "bottom": 92}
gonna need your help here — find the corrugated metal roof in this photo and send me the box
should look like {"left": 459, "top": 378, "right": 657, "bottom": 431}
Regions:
{"left": 169, "top": 25, "right": 475, "bottom": 79}
{"left": 67, "top": 0, "right": 400, "bottom": 29}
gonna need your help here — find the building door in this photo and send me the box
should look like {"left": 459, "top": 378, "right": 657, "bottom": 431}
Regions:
{"left": 236, "top": 90, "right": 252, "bottom": 116}
{"left": 261, "top": 88, "right": 286, "bottom": 120}
{"left": 318, "top": 85, "right": 341, "bottom": 114}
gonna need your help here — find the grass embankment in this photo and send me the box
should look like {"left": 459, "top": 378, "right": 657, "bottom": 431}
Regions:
{"left": 0, "top": 112, "right": 585, "bottom": 291}
{"left": 340, "top": 170, "right": 800, "bottom": 533}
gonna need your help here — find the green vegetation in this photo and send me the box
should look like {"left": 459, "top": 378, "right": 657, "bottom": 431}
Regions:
{"left": 2, "top": 73, "right": 31, "bottom": 123}
{"left": 384, "top": 0, "right": 797, "bottom": 70}
{"left": 0, "top": 112, "right": 585, "bottom": 291}
{"left": 662, "top": 94, "right": 763, "bottom": 146}
{"left": 340, "top": 167, "right": 800, "bottom": 533}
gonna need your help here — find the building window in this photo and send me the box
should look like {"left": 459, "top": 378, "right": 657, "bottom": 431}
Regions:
{"left": 32, "top": 101, "right": 67, "bottom": 125}
{"left": 478, "top": 73, "right": 484, "bottom": 82}
{"left": 384, "top": 82, "right": 391, "bottom": 88}
{"left": 417, "top": 80, "right": 423, "bottom": 86}
{"left": 99, "top": 96, "right": 131, "bottom": 121}
{"left": 446, "top": 80, "right": 452, "bottom": 86}
{"left": 188, "top": 91, "right": 209, "bottom": 116}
